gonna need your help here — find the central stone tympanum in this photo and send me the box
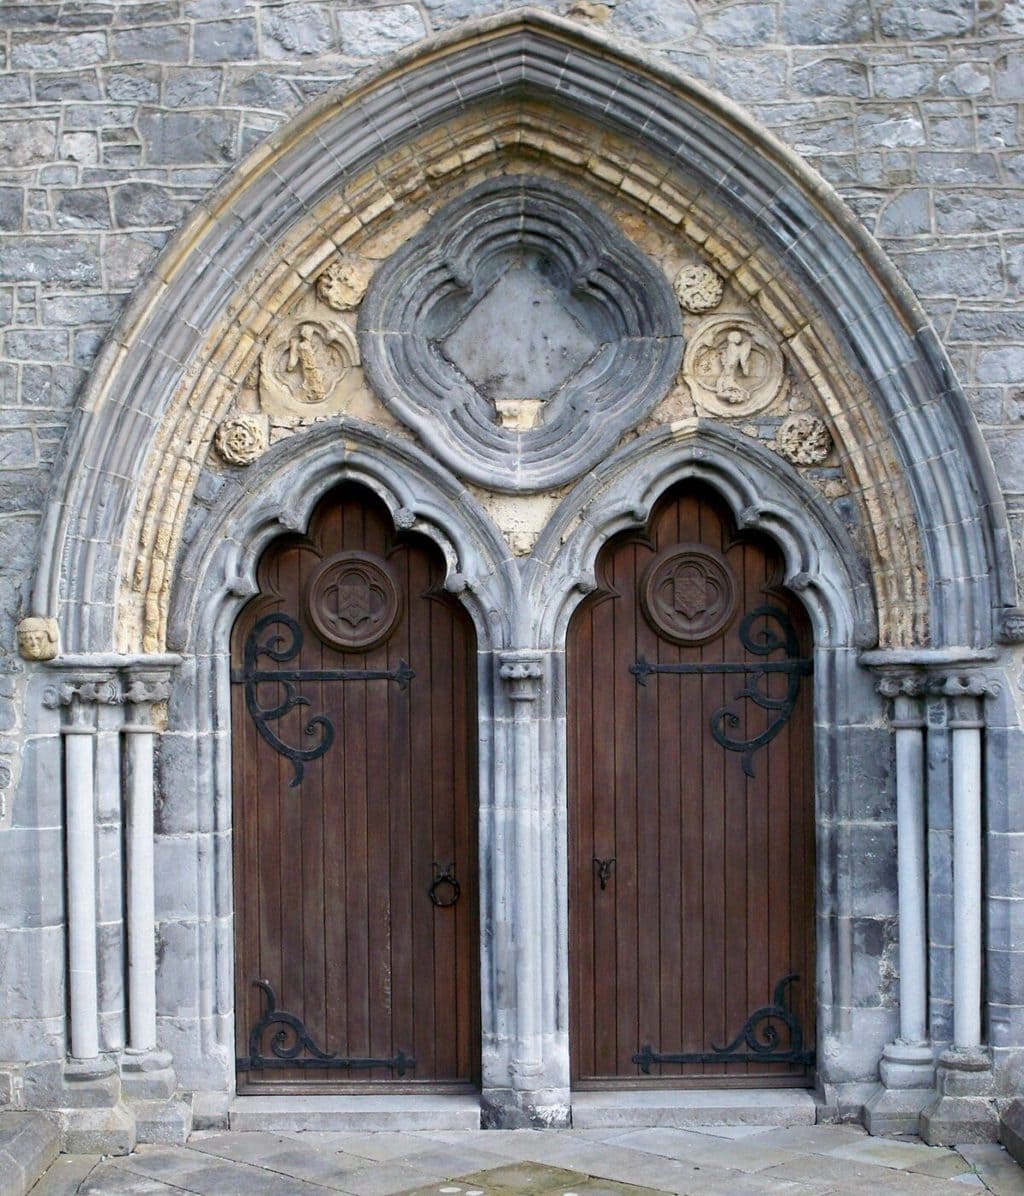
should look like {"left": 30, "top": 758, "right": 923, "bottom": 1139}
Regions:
{"left": 442, "top": 263, "right": 599, "bottom": 405}
{"left": 359, "top": 176, "right": 683, "bottom": 491}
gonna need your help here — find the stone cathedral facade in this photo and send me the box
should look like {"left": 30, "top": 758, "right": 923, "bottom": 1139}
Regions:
{"left": 2, "top": 0, "right": 1024, "bottom": 1155}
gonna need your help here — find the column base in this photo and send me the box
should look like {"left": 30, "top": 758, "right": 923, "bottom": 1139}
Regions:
{"left": 121, "top": 1048, "right": 176, "bottom": 1100}
{"left": 919, "top": 1048, "right": 999, "bottom": 1145}
{"left": 481, "top": 1086, "right": 571, "bottom": 1129}
{"left": 865, "top": 1042, "right": 936, "bottom": 1136}
{"left": 61, "top": 1056, "right": 120, "bottom": 1108}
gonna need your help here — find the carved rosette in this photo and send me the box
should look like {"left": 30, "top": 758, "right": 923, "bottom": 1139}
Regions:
{"left": 775, "top": 414, "right": 832, "bottom": 466}
{"left": 640, "top": 545, "right": 738, "bottom": 644}
{"left": 316, "top": 256, "right": 373, "bottom": 311}
{"left": 306, "top": 551, "right": 402, "bottom": 651}
{"left": 214, "top": 414, "right": 268, "bottom": 466}
{"left": 673, "top": 264, "right": 724, "bottom": 314}
{"left": 260, "top": 316, "right": 360, "bottom": 410}
{"left": 683, "top": 315, "right": 787, "bottom": 419}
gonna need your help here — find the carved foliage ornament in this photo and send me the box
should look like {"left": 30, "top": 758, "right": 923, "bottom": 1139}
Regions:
{"left": 316, "top": 256, "right": 373, "bottom": 312}
{"left": 214, "top": 414, "right": 269, "bottom": 466}
{"left": 775, "top": 413, "right": 832, "bottom": 466}
{"left": 641, "top": 545, "right": 738, "bottom": 644}
{"left": 683, "top": 315, "right": 786, "bottom": 419}
{"left": 674, "top": 264, "right": 724, "bottom": 314}
{"left": 359, "top": 176, "right": 683, "bottom": 492}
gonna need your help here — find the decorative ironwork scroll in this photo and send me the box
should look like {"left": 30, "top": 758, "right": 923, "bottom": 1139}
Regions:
{"left": 630, "top": 604, "right": 811, "bottom": 777}
{"left": 238, "top": 980, "right": 415, "bottom": 1075}
{"left": 633, "top": 973, "right": 813, "bottom": 1073}
{"left": 231, "top": 612, "right": 414, "bottom": 787}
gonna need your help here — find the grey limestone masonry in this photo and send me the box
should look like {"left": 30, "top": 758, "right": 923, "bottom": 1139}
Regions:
{"left": 2, "top": 0, "right": 1024, "bottom": 1153}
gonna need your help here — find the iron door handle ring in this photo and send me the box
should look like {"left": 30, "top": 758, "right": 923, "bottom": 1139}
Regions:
{"left": 429, "top": 862, "right": 461, "bottom": 907}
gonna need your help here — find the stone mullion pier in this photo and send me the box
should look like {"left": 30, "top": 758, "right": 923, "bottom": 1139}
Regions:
{"left": 120, "top": 668, "right": 177, "bottom": 1108}
{"left": 487, "top": 650, "right": 570, "bottom": 1128}
{"left": 866, "top": 672, "right": 934, "bottom": 1134}
{"left": 921, "top": 673, "right": 999, "bottom": 1145}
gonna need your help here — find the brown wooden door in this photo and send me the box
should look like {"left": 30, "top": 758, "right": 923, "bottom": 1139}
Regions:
{"left": 568, "top": 483, "right": 815, "bottom": 1087}
{"left": 232, "top": 484, "right": 479, "bottom": 1093}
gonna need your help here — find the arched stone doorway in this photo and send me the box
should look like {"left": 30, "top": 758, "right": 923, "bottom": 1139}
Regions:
{"left": 23, "top": 10, "right": 1020, "bottom": 1146}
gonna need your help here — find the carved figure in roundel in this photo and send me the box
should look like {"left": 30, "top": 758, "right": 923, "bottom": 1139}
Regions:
{"left": 260, "top": 316, "right": 360, "bottom": 409}
{"left": 673, "top": 264, "right": 724, "bottom": 314}
{"left": 641, "top": 546, "right": 738, "bottom": 645}
{"left": 214, "top": 414, "right": 268, "bottom": 466}
{"left": 775, "top": 413, "right": 833, "bottom": 465}
{"left": 306, "top": 551, "right": 402, "bottom": 651}
{"left": 316, "top": 256, "right": 373, "bottom": 312}
{"left": 683, "top": 316, "right": 787, "bottom": 418}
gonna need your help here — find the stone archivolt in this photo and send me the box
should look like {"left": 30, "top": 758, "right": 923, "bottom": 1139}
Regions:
{"left": 121, "top": 92, "right": 926, "bottom": 654}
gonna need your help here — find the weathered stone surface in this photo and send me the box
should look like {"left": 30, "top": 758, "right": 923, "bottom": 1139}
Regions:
{"left": 612, "top": 0, "right": 698, "bottom": 42}
{"left": 112, "top": 22, "right": 189, "bottom": 63}
{"left": 0, "top": 187, "right": 23, "bottom": 233}
{"left": 262, "top": 3, "right": 335, "bottom": 58}
{"left": 138, "top": 110, "right": 236, "bottom": 163}
{"left": 192, "top": 17, "right": 257, "bottom": 62}
{"left": 0, "top": 119, "right": 57, "bottom": 168}
{"left": 878, "top": 0, "right": 973, "bottom": 40}
{"left": 10, "top": 31, "right": 107, "bottom": 70}
{"left": 112, "top": 181, "right": 191, "bottom": 227}
{"left": 336, "top": 6, "right": 426, "bottom": 56}
{"left": 791, "top": 56, "right": 869, "bottom": 97}
{"left": 702, "top": 3, "right": 775, "bottom": 47}
{"left": 0, "top": 238, "right": 101, "bottom": 288}
{"left": 781, "top": 0, "right": 871, "bottom": 44}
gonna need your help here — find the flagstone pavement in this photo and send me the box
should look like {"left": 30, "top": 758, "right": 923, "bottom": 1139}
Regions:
{"left": 30, "top": 1124, "right": 1024, "bottom": 1196}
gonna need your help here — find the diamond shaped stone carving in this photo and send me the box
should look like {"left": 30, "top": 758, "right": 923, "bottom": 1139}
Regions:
{"left": 442, "top": 265, "right": 598, "bottom": 403}
{"left": 359, "top": 177, "right": 683, "bottom": 492}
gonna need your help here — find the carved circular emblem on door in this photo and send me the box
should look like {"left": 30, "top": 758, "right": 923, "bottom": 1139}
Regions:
{"left": 640, "top": 546, "right": 738, "bottom": 645}
{"left": 306, "top": 552, "right": 401, "bottom": 650}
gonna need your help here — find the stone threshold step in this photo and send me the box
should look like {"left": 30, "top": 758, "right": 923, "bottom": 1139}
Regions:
{"left": 0, "top": 1111, "right": 60, "bottom": 1196}
{"left": 228, "top": 1094, "right": 482, "bottom": 1132}
{"left": 571, "top": 1089, "right": 818, "bottom": 1128}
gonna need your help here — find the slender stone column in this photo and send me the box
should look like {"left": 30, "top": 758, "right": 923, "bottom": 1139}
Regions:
{"left": 486, "top": 650, "right": 570, "bottom": 1128}
{"left": 43, "top": 676, "right": 121, "bottom": 1062}
{"left": 121, "top": 669, "right": 176, "bottom": 1101}
{"left": 921, "top": 673, "right": 998, "bottom": 1145}
{"left": 866, "top": 673, "right": 934, "bottom": 1134}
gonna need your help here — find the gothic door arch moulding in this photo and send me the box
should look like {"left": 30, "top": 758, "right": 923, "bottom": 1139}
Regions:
{"left": 23, "top": 6, "right": 1021, "bottom": 1136}
{"left": 31, "top": 9, "right": 1016, "bottom": 662}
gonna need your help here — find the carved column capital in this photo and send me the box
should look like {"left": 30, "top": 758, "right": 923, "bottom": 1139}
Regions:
{"left": 876, "top": 672, "right": 928, "bottom": 700}
{"left": 927, "top": 673, "right": 1000, "bottom": 699}
{"left": 43, "top": 674, "right": 122, "bottom": 723}
{"left": 499, "top": 652, "right": 544, "bottom": 702}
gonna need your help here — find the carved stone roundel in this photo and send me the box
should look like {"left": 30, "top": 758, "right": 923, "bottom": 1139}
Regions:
{"left": 641, "top": 545, "right": 738, "bottom": 645}
{"left": 359, "top": 177, "right": 683, "bottom": 493}
{"left": 683, "top": 315, "right": 786, "bottom": 419}
{"left": 306, "top": 551, "right": 402, "bottom": 651}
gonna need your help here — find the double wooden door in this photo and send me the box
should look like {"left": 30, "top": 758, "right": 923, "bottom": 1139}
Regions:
{"left": 232, "top": 485, "right": 479, "bottom": 1092}
{"left": 568, "top": 484, "right": 816, "bottom": 1086}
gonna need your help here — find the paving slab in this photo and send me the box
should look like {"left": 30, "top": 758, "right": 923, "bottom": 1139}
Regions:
{"left": 28, "top": 1122, "right": 1024, "bottom": 1196}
